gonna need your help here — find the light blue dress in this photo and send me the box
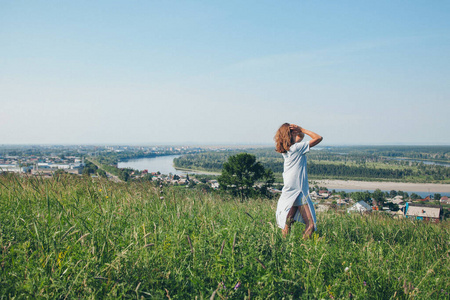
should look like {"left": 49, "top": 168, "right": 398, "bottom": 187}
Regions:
{"left": 276, "top": 141, "right": 317, "bottom": 229}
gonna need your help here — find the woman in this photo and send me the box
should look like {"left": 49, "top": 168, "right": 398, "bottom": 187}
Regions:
{"left": 274, "top": 123, "right": 323, "bottom": 239}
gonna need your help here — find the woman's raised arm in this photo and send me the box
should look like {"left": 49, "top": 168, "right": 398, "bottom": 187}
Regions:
{"left": 302, "top": 128, "right": 323, "bottom": 147}
{"left": 289, "top": 124, "right": 323, "bottom": 148}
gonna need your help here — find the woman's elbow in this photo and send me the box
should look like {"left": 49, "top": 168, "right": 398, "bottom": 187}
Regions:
{"left": 316, "top": 136, "right": 323, "bottom": 145}
{"left": 310, "top": 136, "right": 323, "bottom": 147}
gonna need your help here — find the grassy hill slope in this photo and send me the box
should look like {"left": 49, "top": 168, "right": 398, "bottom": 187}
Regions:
{"left": 0, "top": 174, "right": 449, "bottom": 299}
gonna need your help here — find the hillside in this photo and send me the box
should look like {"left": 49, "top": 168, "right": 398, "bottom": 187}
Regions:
{"left": 0, "top": 174, "right": 449, "bottom": 299}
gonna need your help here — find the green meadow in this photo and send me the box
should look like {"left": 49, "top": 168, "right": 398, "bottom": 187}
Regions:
{"left": 0, "top": 174, "right": 449, "bottom": 299}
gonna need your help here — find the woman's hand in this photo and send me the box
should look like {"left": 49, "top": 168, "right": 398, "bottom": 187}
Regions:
{"left": 289, "top": 124, "right": 302, "bottom": 134}
{"left": 290, "top": 124, "right": 323, "bottom": 147}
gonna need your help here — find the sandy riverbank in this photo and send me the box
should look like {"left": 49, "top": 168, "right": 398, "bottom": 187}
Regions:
{"left": 312, "top": 180, "right": 450, "bottom": 193}
{"left": 174, "top": 167, "right": 221, "bottom": 176}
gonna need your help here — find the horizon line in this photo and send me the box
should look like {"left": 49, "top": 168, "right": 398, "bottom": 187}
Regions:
{"left": 1, "top": 143, "right": 450, "bottom": 147}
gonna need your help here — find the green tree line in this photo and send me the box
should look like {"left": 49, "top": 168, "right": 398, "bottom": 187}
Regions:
{"left": 173, "top": 148, "right": 450, "bottom": 183}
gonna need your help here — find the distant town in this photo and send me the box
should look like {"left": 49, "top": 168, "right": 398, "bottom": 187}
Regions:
{"left": 0, "top": 144, "right": 201, "bottom": 175}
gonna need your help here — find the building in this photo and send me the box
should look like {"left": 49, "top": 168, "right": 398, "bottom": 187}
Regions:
{"left": 391, "top": 210, "right": 405, "bottom": 219}
{"left": 36, "top": 162, "right": 83, "bottom": 170}
{"left": 0, "top": 164, "right": 32, "bottom": 173}
{"left": 347, "top": 201, "right": 372, "bottom": 213}
{"left": 209, "top": 180, "right": 219, "bottom": 189}
{"left": 405, "top": 203, "right": 441, "bottom": 222}
{"left": 440, "top": 196, "right": 449, "bottom": 204}
{"left": 319, "top": 190, "right": 331, "bottom": 199}
{"left": 310, "top": 190, "right": 332, "bottom": 200}
{"left": 419, "top": 196, "right": 432, "bottom": 202}
{"left": 387, "top": 195, "right": 404, "bottom": 205}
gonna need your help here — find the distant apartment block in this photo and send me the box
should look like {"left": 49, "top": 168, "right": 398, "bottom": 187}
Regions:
{"left": 0, "top": 164, "right": 31, "bottom": 173}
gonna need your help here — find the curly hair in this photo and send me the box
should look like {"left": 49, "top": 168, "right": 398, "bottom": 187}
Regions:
{"left": 274, "top": 123, "right": 294, "bottom": 153}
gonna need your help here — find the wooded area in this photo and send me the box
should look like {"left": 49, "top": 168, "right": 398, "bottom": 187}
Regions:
{"left": 174, "top": 146, "right": 450, "bottom": 183}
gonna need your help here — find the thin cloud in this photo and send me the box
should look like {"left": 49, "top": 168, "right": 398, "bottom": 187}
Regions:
{"left": 216, "top": 34, "right": 445, "bottom": 75}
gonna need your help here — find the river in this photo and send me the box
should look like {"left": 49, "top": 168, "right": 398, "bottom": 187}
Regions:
{"left": 118, "top": 156, "right": 449, "bottom": 197}
{"left": 117, "top": 155, "right": 219, "bottom": 176}
{"left": 390, "top": 158, "right": 450, "bottom": 167}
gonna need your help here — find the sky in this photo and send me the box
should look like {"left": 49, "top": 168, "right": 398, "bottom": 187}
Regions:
{"left": 1, "top": 1, "right": 449, "bottom": 145}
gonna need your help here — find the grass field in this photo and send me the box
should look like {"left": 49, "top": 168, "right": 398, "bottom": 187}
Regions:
{"left": 0, "top": 174, "right": 449, "bottom": 299}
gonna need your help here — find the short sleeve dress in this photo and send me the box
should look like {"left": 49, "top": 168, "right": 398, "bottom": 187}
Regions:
{"left": 275, "top": 141, "right": 317, "bottom": 229}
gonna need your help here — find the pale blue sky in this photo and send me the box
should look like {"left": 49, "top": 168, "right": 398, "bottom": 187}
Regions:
{"left": 1, "top": 1, "right": 449, "bottom": 145}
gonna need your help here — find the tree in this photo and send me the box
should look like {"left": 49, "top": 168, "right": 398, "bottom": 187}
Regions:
{"left": 83, "top": 161, "right": 98, "bottom": 176}
{"left": 399, "top": 191, "right": 409, "bottom": 199}
{"left": 387, "top": 202, "right": 399, "bottom": 211}
{"left": 443, "top": 208, "right": 450, "bottom": 220}
{"left": 141, "top": 173, "right": 153, "bottom": 181}
{"left": 389, "top": 190, "right": 398, "bottom": 198}
{"left": 258, "top": 168, "right": 275, "bottom": 198}
{"left": 434, "top": 193, "right": 441, "bottom": 201}
{"left": 351, "top": 191, "right": 372, "bottom": 204}
{"left": 410, "top": 193, "right": 421, "bottom": 200}
{"left": 188, "top": 180, "right": 197, "bottom": 188}
{"left": 372, "top": 189, "right": 386, "bottom": 207}
{"left": 218, "top": 153, "right": 274, "bottom": 199}
{"left": 196, "top": 183, "right": 211, "bottom": 193}
{"left": 337, "top": 191, "right": 348, "bottom": 199}
{"left": 96, "top": 169, "right": 107, "bottom": 178}
{"left": 119, "top": 168, "right": 133, "bottom": 181}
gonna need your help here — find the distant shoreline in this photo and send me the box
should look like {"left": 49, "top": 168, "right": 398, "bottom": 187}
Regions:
{"left": 173, "top": 167, "right": 221, "bottom": 176}
{"left": 172, "top": 165, "right": 450, "bottom": 192}
{"left": 313, "top": 179, "right": 450, "bottom": 193}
